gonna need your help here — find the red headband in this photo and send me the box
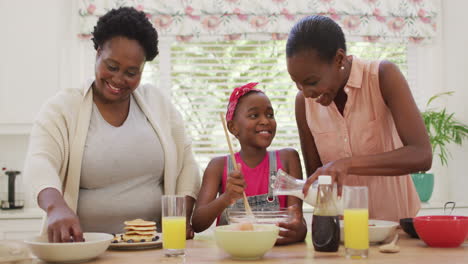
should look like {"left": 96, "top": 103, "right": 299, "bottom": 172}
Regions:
{"left": 226, "top": 82, "right": 262, "bottom": 121}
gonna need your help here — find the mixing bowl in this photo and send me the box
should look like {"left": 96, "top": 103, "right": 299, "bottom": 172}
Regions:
{"left": 214, "top": 224, "right": 279, "bottom": 260}
{"left": 227, "top": 209, "right": 292, "bottom": 225}
{"left": 413, "top": 215, "right": 468, "bottom": 247}
{"left": 400, "top": 218, "right": 419, "bottom": 238}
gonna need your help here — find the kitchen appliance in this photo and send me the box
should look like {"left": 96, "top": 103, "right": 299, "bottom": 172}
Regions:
{"left": 1, "top": 170, "right": 24, "bottom": 210}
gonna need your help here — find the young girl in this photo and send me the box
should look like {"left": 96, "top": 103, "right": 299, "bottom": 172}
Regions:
{"left": 192, "top": 82, "right": 307, "bottom": 245}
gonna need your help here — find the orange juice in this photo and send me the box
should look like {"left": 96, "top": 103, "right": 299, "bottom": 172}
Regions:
{"left": 162, "top": 216, "right": 186, "bottom": 249}
{"left": 344, "top": 208, "right": 369, "bottom": 250}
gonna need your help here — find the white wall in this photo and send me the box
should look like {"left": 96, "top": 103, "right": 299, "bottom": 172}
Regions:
{"left": 1, "top": 1, "right": 68, "bottom": 125}
{"left": 0, "top": 1, "right": 466, "bottom": 208}
{"left": 0, "top": 0, "right": 92, "bottom": 207}
{"left": 408, "top": 1, "right": 447, "bottom": 203}
{"left": 441, "top": 0, "right": 468, "bottom": 203}
{"left": 393, "top": 0, "right": 468, "bottom": 205}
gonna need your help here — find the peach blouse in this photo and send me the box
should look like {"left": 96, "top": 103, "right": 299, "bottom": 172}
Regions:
{"left": 304, "top": 56, "right": 420, "bottom": 222}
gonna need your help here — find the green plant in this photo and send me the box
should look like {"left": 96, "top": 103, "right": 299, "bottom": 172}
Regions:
{"left": 422, "top": 91, "right": 468, "bottom": 166}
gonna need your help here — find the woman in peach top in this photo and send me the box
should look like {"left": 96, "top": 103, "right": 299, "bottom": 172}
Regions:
{"left": 286, "top": 16, "right": 432, "bottom": 222}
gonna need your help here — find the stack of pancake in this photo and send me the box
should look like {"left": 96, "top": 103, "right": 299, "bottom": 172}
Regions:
{"left": 122, "top": 219, "right": 157, "bottom": 242}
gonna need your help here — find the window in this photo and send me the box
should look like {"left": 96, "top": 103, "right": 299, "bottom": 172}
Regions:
{"left": 143, "top": 40, "right": 412, "bottom": 176}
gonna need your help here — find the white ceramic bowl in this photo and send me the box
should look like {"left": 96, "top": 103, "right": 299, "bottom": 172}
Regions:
{"left": 0, "top": 240, "right": 33, "bottom": 262}
{"left": 214, "top": 224, "right": 279, "bottom": 260}
{"left": 339, "top": 219, "right": 399, "bottom": 244}
{"left": 24, "top": 232, "right": 113, "bottom": 263}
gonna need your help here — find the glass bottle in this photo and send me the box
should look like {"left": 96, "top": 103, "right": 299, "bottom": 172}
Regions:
{"left": 273, "top": 169, "right": 318, "bottom": 206}
{"left": 311, "top": 175, "right": 340, "bottom": 252}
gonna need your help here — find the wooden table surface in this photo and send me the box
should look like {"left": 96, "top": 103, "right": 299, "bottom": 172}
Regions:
{"left": 30, "top": 231, "right": 468, "bottom": 264}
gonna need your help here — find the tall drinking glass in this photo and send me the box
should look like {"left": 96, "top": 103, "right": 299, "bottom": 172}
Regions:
{"left": 162, "top": 195, "right": 186, "bottom": 257}
{"left": 343, "top": 186, "right": 369, "bottom": 259}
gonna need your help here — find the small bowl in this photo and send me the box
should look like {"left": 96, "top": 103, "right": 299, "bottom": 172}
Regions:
{"left": 24, "top": 232, "right": 113, "bottom": 263}
{"left": 400, "top": 218, "right": 419, "bottom": 238}
{"left": 340, "top": 219, "right": 399, "bottom": 244}
{"left": 0, "top": 240, "right": 32, "bottom": 262}
{"left": 228, "top": 209, "right": 292, "bottom": 225}
{"left": 214, "top": 224, "right": 279, "bottom": 260}
{"left": 414, "top": 215, "right": 468, "bottom": 247}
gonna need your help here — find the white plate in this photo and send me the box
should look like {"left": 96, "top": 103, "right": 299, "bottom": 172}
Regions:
{"left": 108, "top": 233, "right": 162, "bottom": 250}
{"left": 340, "top": 219, "right": 399, "bottom": 244}
{"left": 25, "top": 232, "right": 113, "bottom": 263}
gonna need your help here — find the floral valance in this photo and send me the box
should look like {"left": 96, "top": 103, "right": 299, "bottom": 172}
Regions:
{"left": 78, "top": 0, "right": 439, "bottom": 43}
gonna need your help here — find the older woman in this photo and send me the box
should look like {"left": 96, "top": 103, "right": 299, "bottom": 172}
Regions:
{"left": 24, "top": 7, "right": 200, "bottom": 242}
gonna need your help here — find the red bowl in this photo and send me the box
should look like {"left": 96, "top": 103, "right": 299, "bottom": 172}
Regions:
{"left": 414, "top": 215, "right": 468, "bottom": 247}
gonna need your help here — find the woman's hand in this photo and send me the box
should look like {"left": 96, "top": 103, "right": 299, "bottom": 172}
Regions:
{"left": 186, "top": 221, "right": 194, "bottom": 239}
{"left": 47, "top": 203, "right": 84, "bottom": 243}
{"left": 276, "top": 205, "right": 307, "bottom": 245}
{"left": 302, "top": 158, "right": 351, "bottom": 196}
{"left": 222, "top": 164, "right": 246, "bottom": 205}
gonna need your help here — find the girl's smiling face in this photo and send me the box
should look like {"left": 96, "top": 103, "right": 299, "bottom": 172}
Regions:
{"left": 287, "top": 49, "right": 344, "bottom": 106}
{"left": 228, "top": 92, "right": 276, "bottom": 149}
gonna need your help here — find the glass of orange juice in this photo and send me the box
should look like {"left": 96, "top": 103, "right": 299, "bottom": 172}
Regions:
{"left": 343, "top": 186, "right": 369, "bottom": 259}
{"left": 162, "top": 195, "right": 186, "bottom": 257}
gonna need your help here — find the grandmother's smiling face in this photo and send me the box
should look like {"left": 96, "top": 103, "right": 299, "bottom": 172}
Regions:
{"left": 93, "top": 36, "right": 146, "bottom": 104}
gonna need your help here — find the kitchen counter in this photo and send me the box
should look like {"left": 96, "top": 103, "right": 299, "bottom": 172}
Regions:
{"left": 29, "top": 231, "right": 467, "bottom": 264}
{"left": 0, "top": 208, "right": 44, "bottom": 219}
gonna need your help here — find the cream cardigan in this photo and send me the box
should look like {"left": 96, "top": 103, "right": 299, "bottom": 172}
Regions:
{"left": 24, "top": 80, "right": 200, "bottom": 234}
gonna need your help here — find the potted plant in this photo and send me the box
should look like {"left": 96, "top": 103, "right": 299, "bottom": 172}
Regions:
{"left": 411, "top": 92, "right": 468, "bottom": 202}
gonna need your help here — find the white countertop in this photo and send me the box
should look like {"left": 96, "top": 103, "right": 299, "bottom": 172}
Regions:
{"left": 0, "top": 208, "right": 44, "bottom": 219}
{"left": 302, "top": 201, "right": 468, "bottom": 213}
{"left": 0, "top": 201, "right": 466, "bottom": 220}
{"left": 420, "top": 201, "right": 468, "bottom": 209}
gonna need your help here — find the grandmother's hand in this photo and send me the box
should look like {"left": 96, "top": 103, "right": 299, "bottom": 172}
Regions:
{"left": 223, "top": 163, "right": 246, "bottom": 205}
{"left": 47, "top": 203, "right": 84, "bottom": 243}
{"left": 302, "top": 158, "right": 351, "bottom": 196}
{"left": 275, "top": 205, "right": 307, "bottom": 245}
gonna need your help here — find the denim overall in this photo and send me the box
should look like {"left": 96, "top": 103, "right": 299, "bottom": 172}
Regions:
{"left": 218, "top": 151, "right": 280, "bottom": 225}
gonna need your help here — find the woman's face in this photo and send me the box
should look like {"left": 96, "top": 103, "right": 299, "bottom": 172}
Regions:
{"left": 230, "top": 92, "right": 277, "bottom": 149}
{"left": 93, "top": 36, "right": 146, "bottom": 104}
{"left": 287, "top": 50, "right": 343, "bottom": 106}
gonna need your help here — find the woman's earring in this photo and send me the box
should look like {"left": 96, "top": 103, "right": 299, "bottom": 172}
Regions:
{"left": 340, "top": 66, "right": 345, "bottom": 70}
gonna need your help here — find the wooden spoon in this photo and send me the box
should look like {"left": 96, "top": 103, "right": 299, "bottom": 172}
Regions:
{"left": 219, "top": 113, "right": 255, "bottom": 220}
{"left": 379, "top": 234, "right": 400, "bottom": 253}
